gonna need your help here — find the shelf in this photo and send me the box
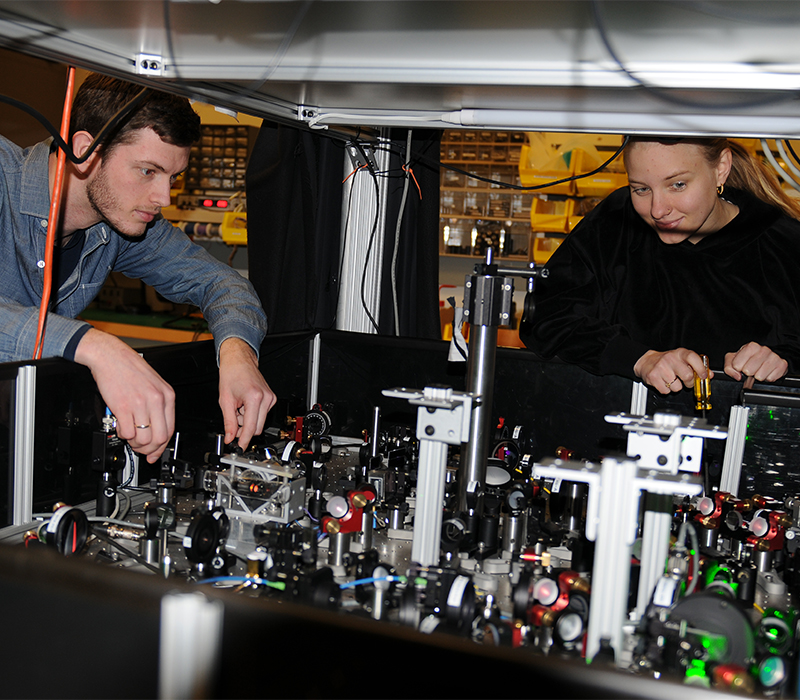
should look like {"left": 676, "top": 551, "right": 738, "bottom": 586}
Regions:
{"left": 80, "top": 309, "right": 213, "bottom": 345}
{"left": 440, "top": 215, "right": 530, "bottom": 223}
{"left": 440, "top": 129, "right": 535, "bottom": 261}
{"left": 441, "top": 159, "right": 521, "bottom": 166}
{"left": 438, "top": 129, "right": 616, "bottom": 265}
{"left": 442, "top": 186, "right": 522, "bottom": 194}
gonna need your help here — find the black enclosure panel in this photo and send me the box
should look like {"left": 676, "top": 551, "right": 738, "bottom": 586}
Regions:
{"left": 0, "top": 543, "right": 700, "bottom": 700}
{"left": 2, "top": 330, "right": 787, "bottom": 528}
{"left": 312, "top": 330, "right": 752, "bottom": 463}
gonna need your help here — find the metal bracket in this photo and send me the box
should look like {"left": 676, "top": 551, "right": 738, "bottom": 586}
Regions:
{"left": 534, "top": 455, "right": 703, "bottom": 663}
{"left": 383, "top": 386, "right": 474, "bottom": 565}
{"left": 606, "top": 411, "right": 727, "bottom": 474}
{"left": 135, "top": 53, "right": 163, "bottom": 76}
{"left": 345, "top": 141, "right": 377, "bottom": 172}
{"left": 297, "top": 104, "right": 318, "bottom": 122}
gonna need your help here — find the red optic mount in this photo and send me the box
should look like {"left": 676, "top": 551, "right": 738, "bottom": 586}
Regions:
{"left": 322, "top": 486, "right": 378, "bottom": 535}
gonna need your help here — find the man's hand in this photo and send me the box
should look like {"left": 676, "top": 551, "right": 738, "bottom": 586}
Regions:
{"left": 218, "top": 337, "right": 276, "bottom": 451}
{"left": 633, "top": 347, "right": 712, "bottom": 394}
{"left": 74, "top": 328, "right": 175, "bottom": 463}
{"left": 724, "top": 342, "right": 788, "bottom": 383}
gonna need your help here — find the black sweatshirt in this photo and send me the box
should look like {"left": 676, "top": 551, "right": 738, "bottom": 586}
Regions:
{"left": 520, "top": 187, "right": 800, "bottom": 379}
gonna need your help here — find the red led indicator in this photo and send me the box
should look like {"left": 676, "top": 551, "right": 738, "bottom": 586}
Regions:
{"left": 202, "top": 199, "right": 213, "bottom": 207}
{"left": 216, "top": 200, "right": 228, "bottom": 208}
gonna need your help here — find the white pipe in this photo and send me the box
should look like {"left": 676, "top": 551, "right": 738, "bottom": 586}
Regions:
{"left": 760, "top": 139, "right": 800, "bottom": 192}
{"left": 446, "top": 110, "right": 800, "bottom": 138}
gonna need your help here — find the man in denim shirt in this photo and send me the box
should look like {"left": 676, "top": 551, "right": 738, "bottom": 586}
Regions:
{"left": 0, "top": 73, "right": 275, "bottom": 462}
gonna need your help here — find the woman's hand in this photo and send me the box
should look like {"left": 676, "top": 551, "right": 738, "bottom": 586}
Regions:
{"left": 633, "top": 348, "right": 712, "bottom": 394}
{"left": 724, "top": 342, "right": 788, "bottom": 383}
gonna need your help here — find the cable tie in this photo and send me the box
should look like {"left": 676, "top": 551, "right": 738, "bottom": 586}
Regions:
{"left": 402, "top": 164, "right": 422, "bottom": 199}
{"left": 342, "top": 163, "right": 367, "bottom": 184}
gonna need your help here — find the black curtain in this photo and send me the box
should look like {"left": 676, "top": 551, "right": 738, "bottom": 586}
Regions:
{"left": 246, "top": 122, "right": 440, "bottom": 339}
{"left": 378, "top": 129, "right": 441, "bottom": 338}
{"left": 245, "top": 121, "right": 344, "bottom": 332}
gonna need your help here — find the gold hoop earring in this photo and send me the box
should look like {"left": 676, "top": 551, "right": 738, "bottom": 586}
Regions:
{"left": 717, "top": 184, "right": 724, "bottom": 196}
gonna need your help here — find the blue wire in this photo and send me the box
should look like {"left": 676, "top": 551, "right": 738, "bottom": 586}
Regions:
{"left": 339, "top": 575, "right": 405, "bottom": 589}
{"left": 196, "top": 576, "right": 286, "bottom": 590}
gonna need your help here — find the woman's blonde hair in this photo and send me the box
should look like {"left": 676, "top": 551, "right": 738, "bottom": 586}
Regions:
{"left": 625, "top": 137, "right": 800, "bottom": 221}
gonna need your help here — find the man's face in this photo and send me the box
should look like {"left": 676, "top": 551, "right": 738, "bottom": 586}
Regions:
{"left": 86, "top": 127, "right": 190, "bottom": 238}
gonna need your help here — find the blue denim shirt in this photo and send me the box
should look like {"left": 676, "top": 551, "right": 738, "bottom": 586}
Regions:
{"left": 0, "top": 136, "right": 267, "bottom": 362}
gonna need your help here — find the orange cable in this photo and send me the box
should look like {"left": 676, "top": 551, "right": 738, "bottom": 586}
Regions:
{"left": 342, "top": 163, "right": 367, "bottom": 184}
{"left": 402, "top": 164, "right": 422, "bottom": 200}
{"left": 33, "top": 66, "right": 76, "bottom": 360}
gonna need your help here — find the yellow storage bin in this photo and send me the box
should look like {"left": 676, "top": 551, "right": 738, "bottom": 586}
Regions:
{"left": 220, "top": 211, "right": 248, "bottom": 245}
{"left": 519, "top": 133, "right": 623, "bottom": 196}
{"left": 518, "top": 143, "right": 575, "bottom": 195}
{"left": 572, "top": 148, "right": 628, "bottom": 198}
{"left": 532, "top": 234, "right": 564, "bottom": 265}
{"left": 530, "top": 196, "right": 570, "bottom": 233}
{"left": 735, "top": 138, "right": 760, "bottom": 155}
{"left": 568, "top": 197, "right": 604, "bottom": 232}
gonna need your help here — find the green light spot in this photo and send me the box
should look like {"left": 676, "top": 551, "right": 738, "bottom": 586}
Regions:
{"left": 685, "top": 660, "right": 710, "bottom": 688}
{"left": 699, "top": 632, "right": 729, "bottom": 661}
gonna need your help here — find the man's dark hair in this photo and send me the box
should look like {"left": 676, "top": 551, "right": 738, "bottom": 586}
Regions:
{"left": 70, "top": 73, "right": 201, "bottom": 156}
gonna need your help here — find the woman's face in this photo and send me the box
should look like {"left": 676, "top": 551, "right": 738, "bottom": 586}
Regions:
{"left": 625, "top": 141, "right": 732, "bottom": 244}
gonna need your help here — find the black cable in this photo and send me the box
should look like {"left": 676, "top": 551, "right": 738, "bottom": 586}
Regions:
{"left": 785, "top": 140, "right": 800, "bottom": 168}
{"left": 243, "top": 0, "right": 314, "bottom": 96}
{"left": 358, "top": 158, "right": 382, "bottom": 333}
{"left": 374, "top": 136, "right": 629, "bottom": 192}
{"left": 0, "top": 86, "right": 151, "bottom": 163}
{"left": 162, "top": 0, "right": 185, "bottom": 87}
{"left": 120, "top": 444, "right": 136, "bottom": 488}
{"left": 591, "top": 0, "right": 799, "bottom": 112}
{"left": 373, "top": 131, "right": 441, "bottom": 179}
{"left": 415, "top": 136, "right": 630, "bottom": 192}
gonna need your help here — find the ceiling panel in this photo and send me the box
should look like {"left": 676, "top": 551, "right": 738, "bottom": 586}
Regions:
{"left": 1, "top": 1, "right": 799, "bottom": 136}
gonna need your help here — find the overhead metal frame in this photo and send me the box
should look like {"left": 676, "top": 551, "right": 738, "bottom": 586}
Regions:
{"left": 0, "top": 1, "right": 799, "bottom": 137}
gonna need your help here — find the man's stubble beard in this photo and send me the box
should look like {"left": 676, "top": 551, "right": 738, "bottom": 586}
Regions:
{"left": 86, "top": 165, "right": 147, "bottom": 238}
